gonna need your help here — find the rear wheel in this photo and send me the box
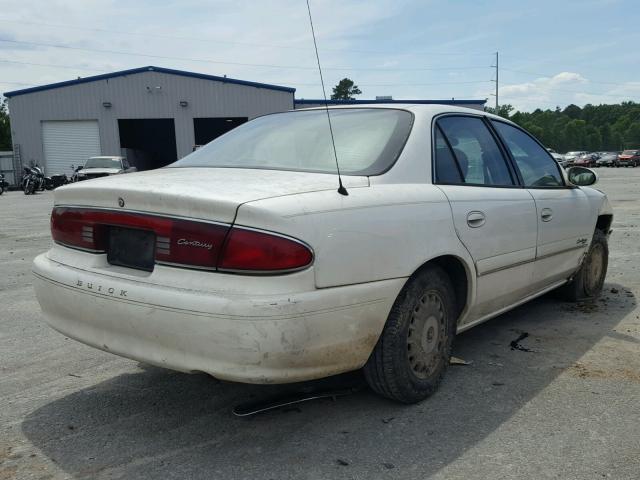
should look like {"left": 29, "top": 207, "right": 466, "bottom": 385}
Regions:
{"left": 557, "top": 229, "right": 608, "bottom": 301}
{"left": 364, "top": 265, "right": 457, "bottom": 403}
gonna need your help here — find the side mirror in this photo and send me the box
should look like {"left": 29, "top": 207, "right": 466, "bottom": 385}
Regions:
{"left": 567, "top": 166, "right": 597, "bottom": 186}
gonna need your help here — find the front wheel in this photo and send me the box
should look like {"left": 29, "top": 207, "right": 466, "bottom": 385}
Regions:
{"left": 363, "top": 265, "right": 457, "bottom": 403}
{"left": 557, "top": 229, "right": 608, "bottom": 301}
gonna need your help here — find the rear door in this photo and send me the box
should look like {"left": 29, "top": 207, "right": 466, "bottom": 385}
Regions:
{"left": 433, "top": 115, "right": 539, "bottom": 321}
{"left": 490, "top": 120, "right": 594, "bottom": 289}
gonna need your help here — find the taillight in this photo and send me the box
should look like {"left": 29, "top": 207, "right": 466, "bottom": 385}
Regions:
{"left": 51, "top": 208, "right": 108, "bottom": 252}
{"left": 219, "top": 227, "right": 313, "bottom": 273}
{"left": 51, "top": 207, "right": 229, "bottom": 269}
{"left": 51, "top": 207, "right": 313, "bottom": 273}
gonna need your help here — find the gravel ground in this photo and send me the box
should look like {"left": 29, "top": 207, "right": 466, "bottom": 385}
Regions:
{"left": 1, "top": 168, "right": 639, "bottom": 480}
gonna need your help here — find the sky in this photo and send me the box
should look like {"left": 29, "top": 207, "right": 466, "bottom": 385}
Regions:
{"left": 0, "top": 0, "right": 637, "bottom": 112}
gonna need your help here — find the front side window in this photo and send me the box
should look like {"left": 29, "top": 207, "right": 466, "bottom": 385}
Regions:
{"left": 171, "top": 108, "right": 413, "bottom": 176}
{"left": 435, "top": 116, "right": 514, "bottom": 186}
{"left": 491, "top": 121, "right": 564, "bottom": 187}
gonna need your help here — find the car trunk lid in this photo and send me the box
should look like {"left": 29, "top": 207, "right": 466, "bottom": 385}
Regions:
{"left": 55, "top": 167, "right": 368, "bottom": 223}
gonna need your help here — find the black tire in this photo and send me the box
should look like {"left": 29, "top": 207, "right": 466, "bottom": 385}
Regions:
{"left": 364, "top": 265, "right": 457, "bottom": 403}
{"left": 23, "top": 180, "right": 31, "bottom": 195}
{"left": 557, "top": 229, "right": 608, "bottom": 301}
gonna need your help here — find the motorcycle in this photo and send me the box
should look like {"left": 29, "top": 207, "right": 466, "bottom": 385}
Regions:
{"left": 70, "top": 164, "right": 84, "bottom": 183}
{"left": 44, "top": 173, "right": 69, "bottom": 190}
{"left": 22, "top": 166, "right": 45, "bottom": 195}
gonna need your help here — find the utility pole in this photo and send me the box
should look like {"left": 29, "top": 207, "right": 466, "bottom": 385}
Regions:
{"left": 490, "top": 51, "right": 499, "bottom": 110}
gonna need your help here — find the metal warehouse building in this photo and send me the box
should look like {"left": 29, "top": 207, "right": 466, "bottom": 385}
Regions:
{"left": 5, "top": 65, "right": 486, "bottom": 180}
{"left": 5, "top": 66, "right": 295, "bottom": 176}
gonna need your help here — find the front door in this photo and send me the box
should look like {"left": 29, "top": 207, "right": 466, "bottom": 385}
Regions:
{"left": 490, "top": 120, "right": 595, "bottom": 288}
{"left": 433, "top": 115, "right": 539, "bottom": 322}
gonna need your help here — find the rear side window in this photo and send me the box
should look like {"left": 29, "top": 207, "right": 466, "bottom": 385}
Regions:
{"left": 434, "top": 126, "right": 463, "bottom": 183}
{"left": 491, "top": 120, "right": 564, "bottom": 187}
{"left": 435, "top": 116, "right": 514, "bottom": 186}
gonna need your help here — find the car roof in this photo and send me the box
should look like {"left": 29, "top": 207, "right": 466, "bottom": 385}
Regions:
{"left": 88, "top": 156, "right": 124, "bottom": 160}
{"left": 292, "top": 103, "right": 513, "bottom": 124}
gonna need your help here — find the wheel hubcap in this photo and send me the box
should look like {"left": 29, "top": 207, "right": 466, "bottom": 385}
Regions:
{"left": 407, "top": 291, "right": 446, "bottom": 379}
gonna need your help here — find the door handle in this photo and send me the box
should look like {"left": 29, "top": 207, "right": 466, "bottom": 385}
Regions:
{"left": 467, "top": 211, "right": 486, "bottom": 228}
{"left": 541, "top": 208, "right": 553, "bottom": 222}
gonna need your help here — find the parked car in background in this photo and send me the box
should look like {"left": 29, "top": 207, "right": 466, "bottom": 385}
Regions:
{"left": 595, "top": 152, "right": 619, "bottom": 167}
{"left": 32, "top": 105, "right": 613, "bottom": 404}
{"left": 75, "top": 156, "right": 137, "bottom": 181}
{"left": 549, "top": 151, "right": 567, "bottom": 167}
{"left": 563, "top": 151, "right": 588, "bottom": 166}
{"left": 574, "top": 153, "right": 599, "bottom": 167}
{"left": 618, "top": 149, "right": 640, "bottom": 167}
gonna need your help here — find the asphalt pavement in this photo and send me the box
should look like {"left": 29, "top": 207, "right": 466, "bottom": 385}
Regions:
{"left": 1, "top": 168, "right": 639, "bottom": 479}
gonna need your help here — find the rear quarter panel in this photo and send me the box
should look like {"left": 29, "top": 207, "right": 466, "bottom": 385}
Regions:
{"left": 235, "top": 184, "right": 473, "bottom": 289}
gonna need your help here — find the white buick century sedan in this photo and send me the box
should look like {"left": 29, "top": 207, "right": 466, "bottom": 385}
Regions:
{"left": 33, "top": 105, "right": 612, "bottom": 403}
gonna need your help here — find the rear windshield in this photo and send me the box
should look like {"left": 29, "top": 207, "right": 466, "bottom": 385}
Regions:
{"left": 170, "top": 108, "right": 413, "bottom": 176}
{"left": 85, "top": 158, "right": 121, "bottom": 169}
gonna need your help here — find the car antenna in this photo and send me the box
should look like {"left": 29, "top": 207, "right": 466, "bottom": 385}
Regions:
{"left": 305, "top": 0, "right": 348, "bottom": 196}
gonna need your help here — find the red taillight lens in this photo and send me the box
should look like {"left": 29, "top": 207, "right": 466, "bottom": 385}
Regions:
{"left": 219, "top": 227, "right": 313, "bottom": 272}
{"left": 50, "top": 207, "right": 313, "bottom": 273}
{"left": 51, "top": 207, "right": 229, "bottom": 269}
{"left": 154, "top": 220, "right": 228, "bottom": 269}
{"left": 51, "top": 208, "right": 108, "bottom": 252}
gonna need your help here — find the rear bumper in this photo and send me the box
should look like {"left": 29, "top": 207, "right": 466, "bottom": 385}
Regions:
{"left": 33, "top": 252, "right": 404, "bottom": 383}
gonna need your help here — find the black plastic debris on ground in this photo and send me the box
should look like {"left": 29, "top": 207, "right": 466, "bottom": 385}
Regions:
{"left": 232, "top": 388, "right": 359, "bottom": 417}
{"left": 510, "top": 332, "right": 533, "bottom": 352}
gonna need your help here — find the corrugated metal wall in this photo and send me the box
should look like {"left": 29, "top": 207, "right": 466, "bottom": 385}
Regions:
{"left": 0, "top": 151, "right": 14, "bottom": 186}
{"left": 8, "top": 71, "right": 294, "bottom": 175}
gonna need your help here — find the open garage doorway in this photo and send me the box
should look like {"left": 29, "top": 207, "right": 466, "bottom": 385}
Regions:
{"left": 118, "top": 119, "right": 177, "bottom": 171}
{"left": 193, "top": 117, "right": 248, "bottom": 148}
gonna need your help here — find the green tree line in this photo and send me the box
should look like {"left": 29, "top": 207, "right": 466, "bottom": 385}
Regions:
{"left": 486, "top": 101, "right": 640, "bottom": 153}
{"left": 0, "top": 99, "right": 11, "bottom": 150}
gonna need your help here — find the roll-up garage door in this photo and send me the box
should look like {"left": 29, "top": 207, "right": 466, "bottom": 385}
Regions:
{"left": 42, "top": 120, "right": 101, "bottom": 176}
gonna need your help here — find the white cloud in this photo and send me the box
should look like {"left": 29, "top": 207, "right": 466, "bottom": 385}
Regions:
{"left": 548, "top": 72, "right": 587, "bottom": 85}
{"left": 487, "top": 71, "right": 638, "bottom": 111}
{"left": 0, "top": 0, "right": 637, "bottom": 107}
{"left": 0, "top": 0, "right": 407, "bottom": 98}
